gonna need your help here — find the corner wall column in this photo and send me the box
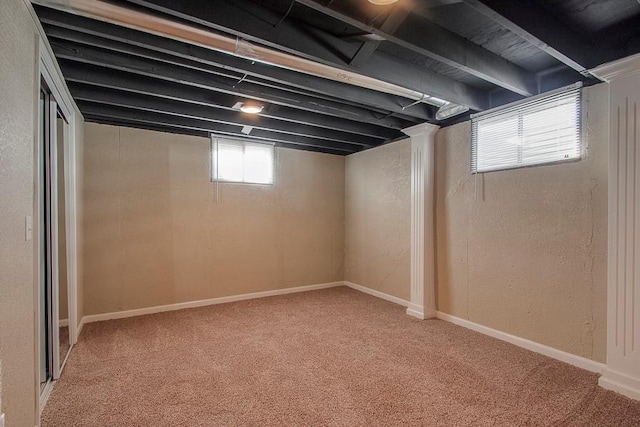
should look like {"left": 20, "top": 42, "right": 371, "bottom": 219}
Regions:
{"left": 403, "top": 123, "right": 440, "bottom": 320}
{"left": 593, "top": 55, "right": 640, "bottom": 400}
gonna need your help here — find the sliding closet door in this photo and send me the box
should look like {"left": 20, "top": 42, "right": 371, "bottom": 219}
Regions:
{"left": 39, "top": 81, "right": 72, "bottom": 400}
{"left": 48, "top": 92, "right": 62, "bottom": 380}
{"left": 38, "top": 89, "right": 51, "bottom": 391}
{"left": 39, "top": 85, "right": 61, "bottom": 391}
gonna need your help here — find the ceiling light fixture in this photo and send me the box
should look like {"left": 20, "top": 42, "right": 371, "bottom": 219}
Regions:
{"left": 436, "top": 102, "right": 470, "bottom": 121}
{"left": 239, "top": 104, "right": 263, "bottom": 114}
{"left": 368, "top": 0, "right": 399, "bottom": 5}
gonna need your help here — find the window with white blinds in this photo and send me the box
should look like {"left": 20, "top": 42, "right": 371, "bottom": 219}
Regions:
{"left": 471, "top": 84, "right": 582, "bottom": 173}
{"left": 210, "top": 137, "right": 274, "bottom": 184}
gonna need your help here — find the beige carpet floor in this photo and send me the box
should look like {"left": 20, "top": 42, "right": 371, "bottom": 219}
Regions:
{"left": 42, "top": 287, "right": 640, "bottom": 426}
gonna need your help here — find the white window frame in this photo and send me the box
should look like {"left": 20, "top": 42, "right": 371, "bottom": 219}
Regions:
{"left": 210, "top": 136, "right": 275, "bottom": 185}
{"left": 471, "top": 83, "right": 583, "bottom": 174}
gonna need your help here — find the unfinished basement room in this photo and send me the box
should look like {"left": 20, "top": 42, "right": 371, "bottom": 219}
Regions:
{"left": 3, "top": 0, "right": 640, "bottom": 425}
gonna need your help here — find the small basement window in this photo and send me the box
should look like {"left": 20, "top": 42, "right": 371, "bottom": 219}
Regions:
{"left": 471, "top": 84, "right": 582, "bottom": 173}
{"left": 210, "top": 136, "right": 274, "bottom": 184}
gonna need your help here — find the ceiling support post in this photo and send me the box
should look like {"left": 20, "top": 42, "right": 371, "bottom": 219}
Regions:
{"left": 593, "top": 54, "right": 640, "bottom": 401}
{"left": 404, "top": 123, "right": 440, "bottom": 320}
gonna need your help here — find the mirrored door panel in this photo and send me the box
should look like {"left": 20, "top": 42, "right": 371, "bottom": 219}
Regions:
{"left": 39, "top": 88, "right": 51, "bottom": 392}
{"left": 56, "top": 110, "right": 71, "bottom": 369}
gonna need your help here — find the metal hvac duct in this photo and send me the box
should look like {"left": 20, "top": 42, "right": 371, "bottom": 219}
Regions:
{"left": 33, "top": 0, "right": 469, "bottom": 119}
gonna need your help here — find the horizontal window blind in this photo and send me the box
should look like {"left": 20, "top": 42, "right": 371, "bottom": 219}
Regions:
{"left": 211, "top": 136, "right": 274, "bottom": 184}
{"left": 471, "top": 84, "right": 582, "bottom": 173}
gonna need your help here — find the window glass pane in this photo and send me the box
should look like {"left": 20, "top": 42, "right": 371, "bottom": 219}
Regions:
{"left": 210, "top": 138, "right": 274, "bottom": 184}
{"left": 476, "top": 116, "right": 519, "bottom": 172}
{"left": 472, "top": 85, "right": 581, "bottom": 173}
{"left": 217, "top": 142, "right": 244, "bottom": 182}
{"left": 244, "top": 143, "right": 273, "bottom": 184}
{"left": 210, "top": 140, "right": 218, "bottom": 181}
{"left": 521, "top": 101, "right": 579, "bottom": 165}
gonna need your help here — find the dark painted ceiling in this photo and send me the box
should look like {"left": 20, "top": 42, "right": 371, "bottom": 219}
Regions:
{"left": 33, "top": 0, "right": 640, "bottom": 155}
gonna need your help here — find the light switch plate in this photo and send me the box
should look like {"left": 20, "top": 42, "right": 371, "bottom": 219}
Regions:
{"left": 0, "top": 412, "right": 5, "bottom": 427}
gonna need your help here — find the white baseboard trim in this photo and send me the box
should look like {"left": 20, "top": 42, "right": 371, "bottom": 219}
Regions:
{"left": 436, "top": 311, "right": 605, "bottom": 374}
{"left": 59, "top": 318, "right": 69, "bottom": 327}
{"left": 342, "top": 284, "right": 604, "bottom": 375}
{"left": 343, "top": 281, "right": 409, "bottom": 307}
{"left": 81, "top": 282, "right": 344, "bottom": 325}
{"left": 599, "top": 368, "right": 640, "bottom": 400}
{"left": 406, "top": 304, "right": 426, "bottom": 320}
{"left": 76, "top": 279, "right": 608, "bottom": 379}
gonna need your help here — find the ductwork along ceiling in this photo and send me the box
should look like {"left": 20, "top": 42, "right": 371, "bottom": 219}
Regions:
{"left": 33, "top": 0, "right": 640, "bottom": 155}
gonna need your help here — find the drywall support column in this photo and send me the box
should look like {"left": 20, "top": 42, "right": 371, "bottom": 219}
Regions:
{"left": 403, "top": 123, "right": 440, "bottom": 320}
{"left": 593, "top": 54, "right": 640, "bottom": 400}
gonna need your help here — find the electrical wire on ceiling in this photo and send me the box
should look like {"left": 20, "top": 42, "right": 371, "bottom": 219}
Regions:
{"left": 32, "top": 0, "right": 470, "bottom": 120}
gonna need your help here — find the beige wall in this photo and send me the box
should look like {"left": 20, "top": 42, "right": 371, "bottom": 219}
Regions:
{"left": 81, "top": 85, "right": 608, "bottom": 365}
{"left": 82, "top": 124, "right": 345, "bottom": 315}
{"left": 0, "top": 0, "right": 38, "bottom": 425}
{"left": 345, "top": 139, "right": 411, "bottom": 301}
{"left": 435, "top": 83, "right": 609, "bottom": 362}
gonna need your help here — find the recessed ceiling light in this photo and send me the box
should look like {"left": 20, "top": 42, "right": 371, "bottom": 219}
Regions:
{"left": 368, "top": 0, "right": 399, "bottom": 5}
{"left": 240, "top": 104, "right": 263, "bottom": 114}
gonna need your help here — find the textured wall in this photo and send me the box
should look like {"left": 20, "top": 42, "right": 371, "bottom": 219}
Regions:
{"left": 435, "top": 83, "right": 609, "bottom": 362}
{"left": 345, "top": 139, "right": 411, "bottom": 301}
{"left": 82, "top": 124, "right": 345, "bottom": 315}
{"left": 0, "top": 0, "right": 38, "bottom": 425}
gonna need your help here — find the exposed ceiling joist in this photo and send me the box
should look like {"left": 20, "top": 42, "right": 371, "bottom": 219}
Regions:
{"left": 34, "top": 0, "right": 459, "bottom": 119}
{"left": 49, "top": 39, "right": 413, "bottom": 131}
{"left": 461, "top": 0, "right": 610, "bottom": 77}
{"left": 34, "top": 0, "right": 636, "bottom": 156}
{"left": 122, "top": 0, "right": 353, "bottom": 65}
{"left": 84, "top": 115, "right": 351, "bottom": 156}
{"left": 295, "top": 0, "right": 538, "bottom": 96}
{"left": 122, "top": 0, "right": 490, "bottom": 110}
{"left": 78, "top": 102, "right": 363, "bottom": 154}
{"left": 68, "top": 83, "right": 383, "bottom": 147}
{"left": 58, "top": 61, "right": 402, "bottom": 140}
{"left": 35, "top": 6, "right": 428, "bottom": 125}
{"left": 349, "top": 5, "right": 411, "bottom": 68}
{"left": 85, "top": 115, "right": 209, "bottom": 138}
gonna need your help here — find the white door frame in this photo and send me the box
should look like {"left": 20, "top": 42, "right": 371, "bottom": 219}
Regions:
{"left": 37, "top": 45, "right": 80, "bottom": 412}
{"left": 41, "top": 51, "right": 79, "bottom": 348}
